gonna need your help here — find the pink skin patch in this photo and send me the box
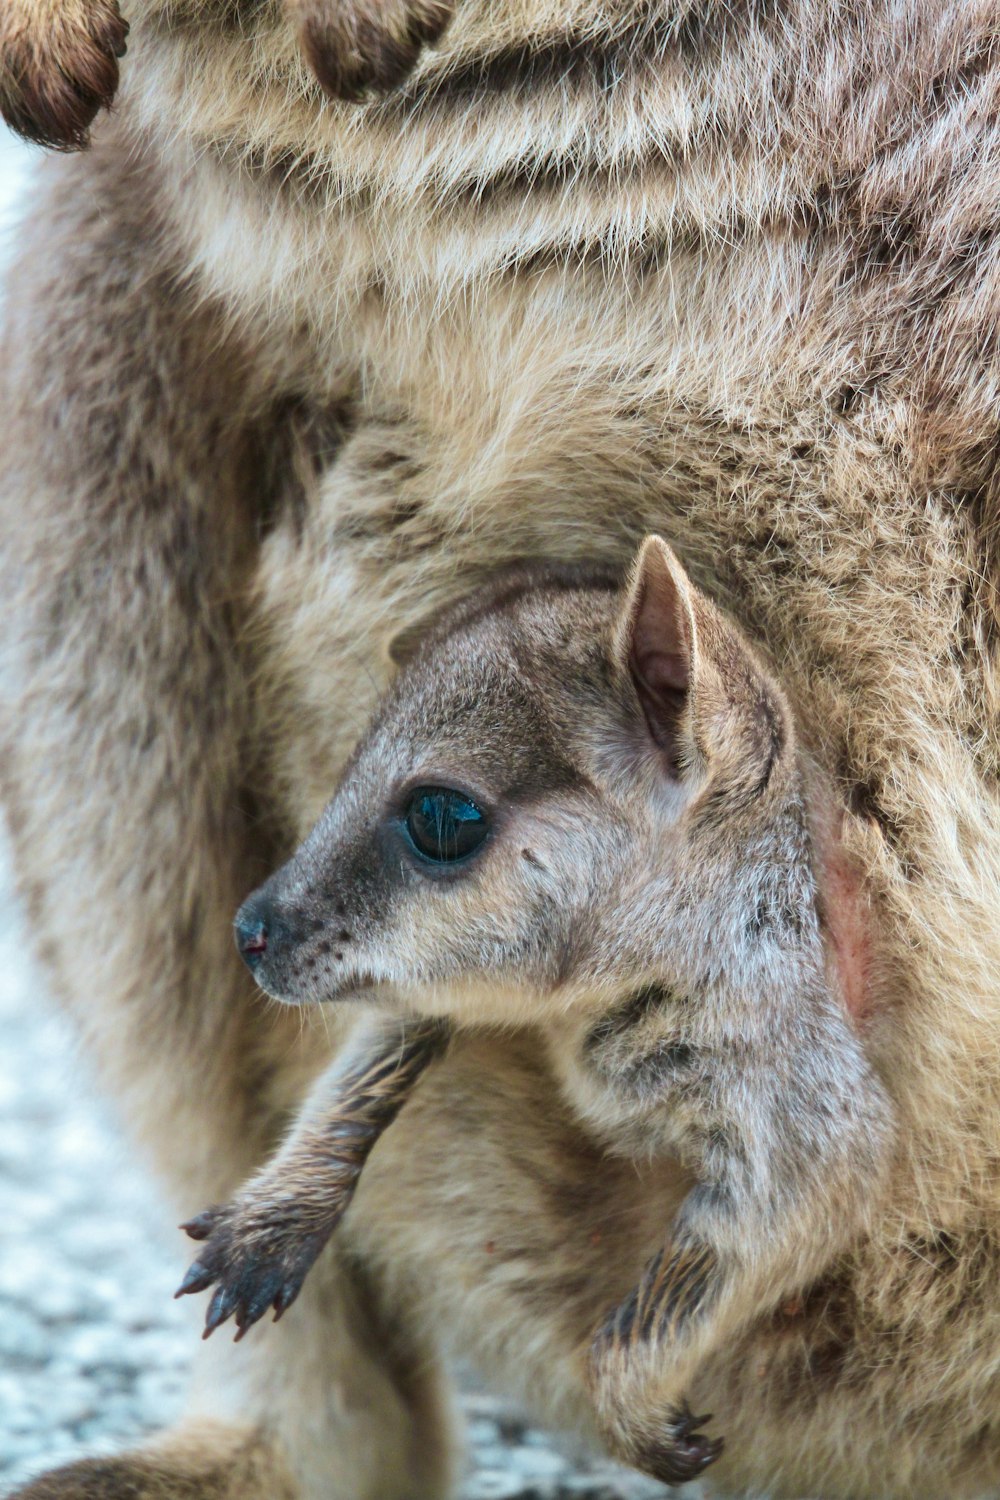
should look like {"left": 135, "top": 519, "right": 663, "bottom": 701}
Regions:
{"left": 813, "top": 807, "right": 872, "bottom": 1025}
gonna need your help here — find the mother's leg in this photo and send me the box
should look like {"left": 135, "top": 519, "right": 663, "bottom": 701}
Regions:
{"left": 0, "top": 140, "right": 455, "bottom": 1500}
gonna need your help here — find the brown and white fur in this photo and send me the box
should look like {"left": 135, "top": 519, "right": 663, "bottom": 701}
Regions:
{"left": 0, "top": 0, "right": 128, "bottom": 149}
{"left": 177, "top": 539, "right": 895, "bottom": 1485}
{"left": 0, "top": 0, "right": 451, "bottom": 148}
{"left": 3, "top": 1, "right": 1000, "bottom": 1497}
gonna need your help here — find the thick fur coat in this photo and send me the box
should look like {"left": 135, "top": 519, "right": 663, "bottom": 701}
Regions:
{"left": 2, "top": 1, "right": 1000, "bottom": 1497}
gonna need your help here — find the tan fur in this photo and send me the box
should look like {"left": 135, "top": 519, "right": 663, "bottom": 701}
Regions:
{"left": 3, "top": 0, "right": 1000, "bottom": 1496}
{"left": 12, "top": 1421, "right": 298, "bottom": 1500}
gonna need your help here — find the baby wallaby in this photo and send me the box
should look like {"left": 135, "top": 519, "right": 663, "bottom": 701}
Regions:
{"left": 178, "top": 536, "right": 894, "bottom": 1484}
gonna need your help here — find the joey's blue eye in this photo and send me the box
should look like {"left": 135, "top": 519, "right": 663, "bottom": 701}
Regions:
{"left": 404, "top": 787, "right": 489, "bottom": 863}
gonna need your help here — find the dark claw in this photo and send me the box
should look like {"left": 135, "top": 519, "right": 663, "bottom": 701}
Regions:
{"left": 272, "top": 1276, "right": 305, "bottom": 1321}
{"left": 180, "top": 1210, "right": 221, "bottom": 1242}
{"left": 174, "top": 1259, "right": 216, "bottom": 1299}
{"left": 680, "top": 1433, "right": 723, "bottom": 1473}
{"left": 203, "top": 1282, "right": 241, "bottom": 1337}
{"left": 235, "top": 1274, "right": 286, "bottom": 1336}
{"left": 637, "top": 1403, "right": 724, "bottom": 1485}
{"left": 175, "top": 1204, "right": 333, "bottom": 1342}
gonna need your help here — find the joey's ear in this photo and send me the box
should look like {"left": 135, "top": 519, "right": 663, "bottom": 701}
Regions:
{"left": 616, "top": 536, "right": 791, "bottom": 793}
{"left": 615, "top": 537, "right": 699, "bottom": 772}
{"left": 387, "top": 621, "right": 426, "bottom": 668}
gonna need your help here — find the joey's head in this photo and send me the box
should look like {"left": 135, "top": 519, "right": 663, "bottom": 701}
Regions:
{"left": 235, "top": 537, "right": 838, "bottom": 1027}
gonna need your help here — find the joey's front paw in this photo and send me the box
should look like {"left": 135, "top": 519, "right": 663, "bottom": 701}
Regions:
{"left": 0, "top": 0, "right": 128, "bottom": 150}
{"left": 285, "top": 0, "right": 454, "bottom": 101}
{"left": 176, "top": 1202, "right": 330, "bottom": 1340}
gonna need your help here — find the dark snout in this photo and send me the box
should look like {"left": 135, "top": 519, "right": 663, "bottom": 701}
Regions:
{"left": 233, "top": 886, "right": 325, "bottom": 1002}
{"left": 233, "top": 874, "right": 374, "bottom": 1004}
{"left": 234, "top": 893, "right": 303, "bottom": 973}
{"left": 233, "top": 797, "right": 391, "bottom": 1003}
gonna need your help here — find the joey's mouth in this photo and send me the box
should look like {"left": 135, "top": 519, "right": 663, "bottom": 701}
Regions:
{"left": 253, "top": 967, "right": 386, "bottom": 1007}
{"left": 233, "top": 897, "right": 390, "bottom": 1004}
{"left": 318, "top": 970, "right": 385, "bottom": 1003}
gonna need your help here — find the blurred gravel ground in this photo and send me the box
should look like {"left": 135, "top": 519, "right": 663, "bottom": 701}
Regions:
{"left": 0, "top": 823, "right": 191, "bottom": 1490}
{"left": 0, "top": 130, "right": 688, "bottom": 1499}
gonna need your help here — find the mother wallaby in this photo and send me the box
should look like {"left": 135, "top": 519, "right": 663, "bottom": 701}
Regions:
{"left": 2, "top": 2, "right": 999, "bottom": 1497}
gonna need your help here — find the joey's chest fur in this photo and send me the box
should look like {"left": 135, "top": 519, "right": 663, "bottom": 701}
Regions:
{"left": 548, "top": 985, "right": 714, "bottom": 1160}
{"left": 548, "top": 941, "right": 831, "bottom": 1168}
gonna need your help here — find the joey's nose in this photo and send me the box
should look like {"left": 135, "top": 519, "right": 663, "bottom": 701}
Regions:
{"left": 234, "top": 900, "right": 270, "bottom": 969}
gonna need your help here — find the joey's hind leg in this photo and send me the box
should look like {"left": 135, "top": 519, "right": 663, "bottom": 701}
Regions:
{"left": 178, "top": 1017, "right": 451, "bottom": 1339}
{"left": 590, "top": 1236, "right": 727, "bottom": 1483}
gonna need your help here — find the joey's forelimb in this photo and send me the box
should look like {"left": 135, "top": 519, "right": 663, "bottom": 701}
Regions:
{"left": 180, "top": 1010, "right": 729, "bottom": 1482}
{"left": 589, "top": 1241, "right": 724, "bottom": 1483}
{"left": 586, "top": 1093, "right": 888, "bottom": 1486}
{"left": 177, "top": 1018, "right": 451, "bottom": 1339}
